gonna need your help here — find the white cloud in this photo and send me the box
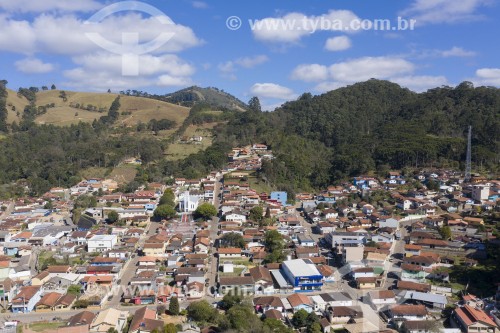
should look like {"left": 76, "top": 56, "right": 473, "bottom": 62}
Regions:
{"left": 251, "top": 10, "right": 361, "bottom": 43}
{"left": 330, "top": 56, "right": 414, "bottom": 82}
{"left": 234, "top": 55, "right": 269, "bottom": 68}
{"left": 297, "top": 56, "right": 449, "bottom": 93}
{"left": 440, "top": 46, "right": 476, "bottom": 57}
{"left": 391, "top": 75, "right": 449, "bottom": 92}
{"left": 313, "top": 81, "right": 344, "bottom": 93}
{"left": 400, "top": 0, "right": 490, "bottom": 24}
{"left": 15, "top": 57, "right": 55, "bottom": 74}
{"left": 291, "top": 64, "right": 329, "bottom": 82}
{"left": 0, "top": 16, "right": 37, "bottom": 53}
{"left": 192, "top": 1, "right": 208, "bottom": 9}
{"left": 324, "top": 36, "right": 352, "bottom": 51}
{"left": 250, "top": 83, "right": 297, "bottom": 100}
{"left": 63, "top": 53, "right": 195, "bottom": 91}
{"left": 218, "top": 55, "right": 268, "bottom": 80}
{"left": 473, "top": 68, "right": 500, "bottom": 86}
{"left": 0, "top": 13, "right": 203, "bottom": 55}
{"left": 0, "top": 0, "right": 102, "bottom": 13}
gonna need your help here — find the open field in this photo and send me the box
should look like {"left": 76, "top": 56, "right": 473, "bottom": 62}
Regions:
{"left": 225, "top": 171, "right": 274, "bottom": 194}
{"left": 108, "top": 164, "right": 138, "bottom": 185}
{"left": 165, "top": 123, "right": 218, "bottom": 161}
{"left": 6, "top": 89, "right": 190, "bottom": 128}
{"left": 80, "top": 167, "right": 110, "bottom": 180}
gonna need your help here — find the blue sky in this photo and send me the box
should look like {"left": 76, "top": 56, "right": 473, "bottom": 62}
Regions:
{"left": 0, "top": 0, "right": 499, "bottom": 110}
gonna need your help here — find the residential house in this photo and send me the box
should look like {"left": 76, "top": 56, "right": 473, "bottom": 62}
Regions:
{"left": 390, "top": 305, "right": 428, "bottom": 322}
{"left": 128, "top": 306, "right": 165, "bottom": 333}
{"left": 287, "top": 293, "right": 313, "bottom": 313}
{"left": 219, "top": 276, "right": 254, "bottom": 295}
{"left": 452, "top": 305, "right": 499, "bottom": 333}
{"left": 11, "top": 286, "right": 42, "bottom": 313}
{"left": 89, "top": 308, "right": 129, "bottom": 333}
{"left": 367, "top": 290, "right": 396, "bottom": 309}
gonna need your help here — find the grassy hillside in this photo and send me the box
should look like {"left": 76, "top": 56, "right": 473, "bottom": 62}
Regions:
{"left": 6, "top": 89, "right": 189, "bottom": 128}
{"left": 5, "top": 88, "right": 28, "bottom": 123}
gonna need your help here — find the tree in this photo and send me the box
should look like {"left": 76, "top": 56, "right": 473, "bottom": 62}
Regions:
{"left": 107, "top": 329, "right": 118, "bottom": 333}
{"left": 59, "top": 90, "right": 67, "bottom": 102}
{"left": 51, "top": 84, "right": 56, "bottom": 90}
{"left": 107, "top": 88, "right": 111, "bottom": 93}
{"left": 220, "top": 232, "right": 245, "bottom": 248}
{"left": 186, "top": 300, "right": 218, "bottom": 323}
{"left": 226, "top": 305, "right": 262, "bottom": 331}
{"left": 307, "top": 322, "right": 322, "bottom": 333}
{"left": 249, "top": 206, "right": 264, "bottom": 223}
{"left": 248, "top": 96, "right": 262, "bottom": 112}
{"left": 194, "top": 203, "right": 217, "bottom": 219}
{"left": 163, "top": 323, "right": 177, "bottom": 333}
{"left": 263, "top": 318, "right": 293, "bottom": 333}
{"left": 439, "top": 226, "right": 452, "bottom": 240}
{"left": 219, "top": 293, "right": 242, "bottom": 310}
{"left": 159, "top": 189, "right": 175, "bottom": 207}
{"left": 107, "top": 211, "right": 119, "bottom": 223}
{"left": 67, "top": 284, "right": 82, "bottom": 296}
{"left": 41, "top": 86, "right": 48, "bottom": 91}
{"left": 73, "top": 299, "right": 89, "bottom": 308}
{"left": 169, "top": 296, "right": 179, "bottom": 315}
{"left": 154, "top": 204, "right": 177, "bottom": 220}
{"left": 264, "top": 230, "right": 286, "bottom": 263}
{"left": 291, "top": 309, "right": 308, "bottom": 327}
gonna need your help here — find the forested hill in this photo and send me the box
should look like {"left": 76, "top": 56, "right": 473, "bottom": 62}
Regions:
{"left": 215, "top": 80, "right": 500, "bottom": 193}
{"left": 164, "top": 86, "right": 247, "bottom": 111}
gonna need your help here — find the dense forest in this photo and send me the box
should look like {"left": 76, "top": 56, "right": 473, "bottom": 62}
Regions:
{"left": 0, "top": 79, "right": 498, "bottom": 197}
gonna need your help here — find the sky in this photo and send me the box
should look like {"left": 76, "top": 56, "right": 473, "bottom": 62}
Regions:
{"left": 0, "top": 0, "right": 499, "bottom": 110}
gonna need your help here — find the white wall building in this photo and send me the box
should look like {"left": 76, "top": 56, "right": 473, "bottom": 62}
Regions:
{"left": 88, "top": 235, "right": 118, "bottom": 253}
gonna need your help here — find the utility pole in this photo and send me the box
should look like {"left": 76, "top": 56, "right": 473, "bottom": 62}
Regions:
{"left": 465, "top": 126, "right": 472, "bottom": 183}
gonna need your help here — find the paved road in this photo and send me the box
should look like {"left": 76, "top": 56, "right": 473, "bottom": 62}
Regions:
{"left": 206, "top": 176, "right": 222, "bottom": 296}
{"left": 0, "top": 201, "right": 14, "bottom": 219}
{"left": 105, "top": 220, "right": 159, "bottom": 307}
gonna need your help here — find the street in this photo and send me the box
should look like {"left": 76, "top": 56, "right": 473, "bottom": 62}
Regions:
{"left": 206, "top": 175, "right": 223, "bottom": 296}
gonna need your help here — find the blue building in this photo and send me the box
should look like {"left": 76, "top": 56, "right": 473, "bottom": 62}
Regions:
{"left": 280, "top": 259, "right": 323, "bottom": 292}
{"left": 270, "top": 191, "right": 288, "bottom": 206}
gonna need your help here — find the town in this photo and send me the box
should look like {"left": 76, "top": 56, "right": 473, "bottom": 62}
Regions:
{"left": 0, "top": 143, "right": 498, "bottom": 333}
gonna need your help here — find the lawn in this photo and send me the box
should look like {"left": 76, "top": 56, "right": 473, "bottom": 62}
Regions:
{"left": 29, "top": 322, "right": 66, "bottom": 332}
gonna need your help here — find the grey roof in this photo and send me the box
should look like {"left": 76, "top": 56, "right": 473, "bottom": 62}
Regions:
{"left": 321, "top": 292, "right": 353, "bottom": 302}
{"left": 282, "top": 259, "right": 321, "bottom": 277}
{"left": 402, "top": 291, "right": 447, "bottom": 305}
{"left": 270, "top": 270, "right": 289, "bottom": 288}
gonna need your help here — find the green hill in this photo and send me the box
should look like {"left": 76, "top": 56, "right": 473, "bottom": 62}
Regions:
{"left": 164, "top": 86, "right": 247, "bottom": 111}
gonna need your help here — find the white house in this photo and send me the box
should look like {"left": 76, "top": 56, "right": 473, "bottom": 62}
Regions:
{"left": 225, "top": 213, "right": 247, "bottom": 223}
{"left": 87, "top": 235, "right": 118, "bottom": 253}
{"left": 378, "top": 217, "right": 400, "bottom": 229}
{"left": 367, "top": 290, "right": 396, "bottom": 309}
